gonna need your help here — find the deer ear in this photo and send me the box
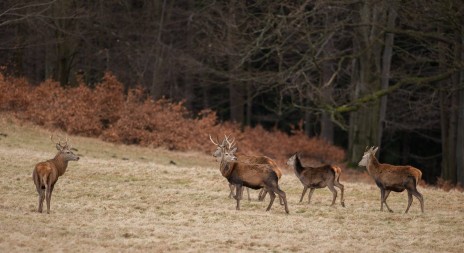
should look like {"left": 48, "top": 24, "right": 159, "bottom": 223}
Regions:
{"left": 373, "top": 147, "right": 379, "bottom": 154}
{"left": 56, "top": 144, "right": 62, "bottom": 151}
{"left": 230, "top": 147, "right": 237, "bottom": 154}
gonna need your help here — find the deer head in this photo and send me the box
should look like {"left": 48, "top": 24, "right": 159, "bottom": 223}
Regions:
{"left": 51, "top": 134, "right": 80, "bottom": 161}
{"left": 209, "top": 134, "right": 236, "bottom": 162}
{"left": 358, "top": 146, "right": 378, "bottom": 167}
{"left": 286, "top": 152, "right": 299, "bottom": 167}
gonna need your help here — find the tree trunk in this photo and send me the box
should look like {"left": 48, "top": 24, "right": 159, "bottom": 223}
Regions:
{"left": 151, "top": 0, "right": 168, "bottom": 99}
{"left": 379, "top": 3, "right": 397, "bottom": 140}
{"left": 319, "top": 9, "right": 336, "bottom": 144}
{"left": 320, "top": 112, "right": 333, "bottom": 144}
{"left": 439, "top": 30, "right": 460, "bottom": 184}
{"left": 348, "top": 1, "right": 385, "bottom": 165}
{"left": 183, "top": 0, "right": 195, "bottom": 111}
{"left": 246, "top": 84, "right": 253, "bottom": 126}
{"left": 457, "top": 33, "right": 464, "bottom": 186}
{"left": 52, "top": 1, "right": 78, "bottom": 86}
{"left": 227, "top": 0, "right": 244, "bottom": 124}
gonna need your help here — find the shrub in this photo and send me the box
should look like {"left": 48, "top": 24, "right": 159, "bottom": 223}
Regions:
{"left": 0, "top": 72, "right": 345, "bottom": 165}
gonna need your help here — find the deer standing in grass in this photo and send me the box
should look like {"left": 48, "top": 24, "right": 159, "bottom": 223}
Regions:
{"left": 287, "top": 153, "right": 345, "bottom": 207}
{"left": 358, "top": 146, "right": 424, "bottom": 213}
{"left": 32, "top": 136, "right": 80, "bottom": 213}
{"left": 210, "top": 135, "right": 289, "bottom": 213}
{"left": 210, "top": 135, "right": 282, "bottom": 203}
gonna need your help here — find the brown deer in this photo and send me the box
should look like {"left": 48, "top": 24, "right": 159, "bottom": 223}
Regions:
{"left": 358, "top": 146, "right": 424, "bottom": 213}
{"left": 211, "top": 136, "right": 289, "bottom": 213}
{"left": 32, "top": 135, "right": 80, "bottom": 214}
{"left": 287, "top": 153, "right": 345, "bottom": 207}
{"left": 210, "top": 135, "right": 282, "bottom": 202}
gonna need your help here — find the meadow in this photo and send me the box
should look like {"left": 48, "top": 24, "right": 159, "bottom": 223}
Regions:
{"left": 0, "top": 117, "right": 463, "bottom": 252}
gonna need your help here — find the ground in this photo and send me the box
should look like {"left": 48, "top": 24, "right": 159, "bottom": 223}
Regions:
{"left": 0, "top": 117, "right": 463, "bottom": 252}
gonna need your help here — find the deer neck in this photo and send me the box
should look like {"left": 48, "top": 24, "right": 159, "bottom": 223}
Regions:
{"left": 53, "top": 153, "right": 69, "bottom": 177}
{"left": 219, "top": 158, "right": 234, "bottom": 178}
{"left": 367, "top": 153, "right": 381, "bottom": 177}
{"left": 293, "top": 156, "right": 305, "bottom": 176}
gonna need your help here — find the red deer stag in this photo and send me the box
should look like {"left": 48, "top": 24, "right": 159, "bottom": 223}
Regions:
{"left": 358, "top": 146, "right": 424, "bottom": 213}
{"left": 210, "top": 135, "right": 282, "bottom": 202}
{"left": 287, "top": 153, "right": 345, "bottom": 207}
{"left": 32, "top": 135, "right": 80, "bottom": 213}
{"left": 210, "top": 135, "right": 289, "bottom": 213}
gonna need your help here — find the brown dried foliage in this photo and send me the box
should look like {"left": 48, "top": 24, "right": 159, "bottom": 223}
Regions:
{"left": 0, "top": 72, "right": 345, "bottom": 165}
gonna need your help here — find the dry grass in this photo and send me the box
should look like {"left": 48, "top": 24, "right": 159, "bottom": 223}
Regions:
{"left": 0, "top": 117, "right": 463, "bottom": 253}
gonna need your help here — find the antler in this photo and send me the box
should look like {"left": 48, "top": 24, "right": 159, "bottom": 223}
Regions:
{"left": 50, "top": 134, "right": 57, "bottom": 144}
{"left": 64, "top": 134, "right": 71, "bottom": 149}
{"left": 224, "top": 135, "right": 235, "bottom": 150}
{"left": 50, "top": 134, "right": 71, "bottom": 149}
{"left": 209, "top": 134, "right": 220, "bottom": 146}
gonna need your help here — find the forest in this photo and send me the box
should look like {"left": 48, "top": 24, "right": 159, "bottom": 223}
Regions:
{"left": 0, "top": 0, "right": 463, "bottom": 186}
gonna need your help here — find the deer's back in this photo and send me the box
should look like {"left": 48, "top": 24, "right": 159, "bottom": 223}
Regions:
{"left": 238, "top": 155, "right": 282, "bottom": 178}
{"left": 377, "top": 164, "right": 422, "bottom": 185}
{"left": 299, "top": 165, "right": 335, "bottom": 187}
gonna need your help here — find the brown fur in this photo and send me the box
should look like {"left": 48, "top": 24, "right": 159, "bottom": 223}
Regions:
{"left": 359, "top": 147, "right": 424, "bottom": 213}
{"left": 211, "top": 138, "right": 282, "bottom": 201}
{"left": 238, "top": 155, "right": 283, "bottom": 202}
{"left": 287, "top": 153, "right": 345, "bottom": 207}
{"left": 218, "top": 148, "right": 289, "bottom": 214}
{"left": 239, "top": 155, "right": 282, "bottom": 178}
{"left": 33, "top": 143, "right": 79, "bottom": 214}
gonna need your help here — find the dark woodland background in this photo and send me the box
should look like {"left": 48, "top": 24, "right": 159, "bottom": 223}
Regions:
{"left": 0, "top": 0, "right": 463, "bottom": 186}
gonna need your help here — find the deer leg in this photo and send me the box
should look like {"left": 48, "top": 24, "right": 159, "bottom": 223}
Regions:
{"left": 307, "top": 188, "right": 315, "bottom": 204}
{"left": 259, "top": 189, "right": 267, "bottom": 201}
{"left": 334, "top": 180, "right": 345, "bottom": 207}
{"left": 274, "top": 187, "right": 289, "bottom": 214}
{"left": 45, "top": 183, "right": 54, "bottom": 214}
{"left": 228, "top": 183, "right": 235, "bottom": 198}
{"left": 265, "top": 189, "right": 276, "bottom": 212}
{"left": 235, "top": 185, "right": 243, "bottom": 210}
{"left": 234, "top": 185, "right": 242, "bottom": 200}
{"left": 246, "top": 187, "right": 251, "bottom": 201}
{"left": 37, "top": 187, "right": 45, "bottom": 213}
{"left": 327, "top": 182, "right": 338, "bottom": 206}
{"left": 405, "top": 191, "right": 413, "bottom": 214}
{"left": 299, "top": 186, "right": 308, "bottom": 203}
{"left": 410, "top": 188, "right": 424, "bottom": 213}
{"left": 383, "top": 190, "right": 393, "bottom": 213}
{"left": 257, "top": 189, "right": 263, "bottom": 201}
{"left": 380, "top": 188, "right": 385, "bottom": 211}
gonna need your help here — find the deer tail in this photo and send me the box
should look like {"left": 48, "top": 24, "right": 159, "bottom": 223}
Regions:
{"left": 41, "top": 174, "right": 49, "bottom": 190}
{"left": 332, "top": 165, "right": 341, "bottom": 182}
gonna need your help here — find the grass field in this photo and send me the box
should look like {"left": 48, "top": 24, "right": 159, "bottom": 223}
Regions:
{"left": 0, "top": 116, "right": 463, "bottom": 252}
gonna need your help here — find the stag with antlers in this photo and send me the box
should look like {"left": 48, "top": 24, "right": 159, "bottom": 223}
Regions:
{"left": 210, "top": 135, "right": 283, "bottom": 203}
{"left": 32, "top": 135, "right": 80, "bottom": 214}
{"left": 210, "top": 134, "right": 289, "bottom": 213}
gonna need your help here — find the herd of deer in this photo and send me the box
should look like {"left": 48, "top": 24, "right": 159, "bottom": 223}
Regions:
{"left": 32, "top": 134, "right": 425, "bottom": 215}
